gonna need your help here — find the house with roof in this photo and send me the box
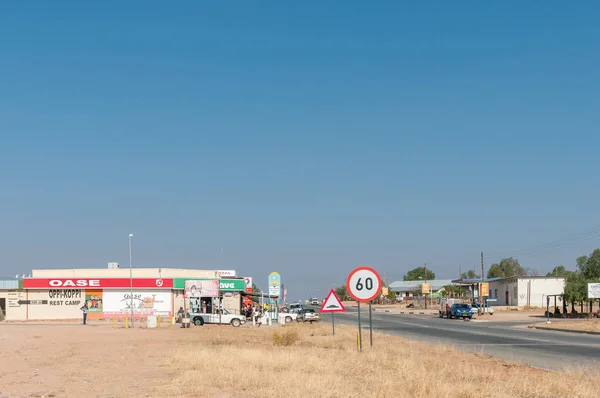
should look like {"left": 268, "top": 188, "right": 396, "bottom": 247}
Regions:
{"left": 389, "top": 279, "right": 455, "bottom": 300}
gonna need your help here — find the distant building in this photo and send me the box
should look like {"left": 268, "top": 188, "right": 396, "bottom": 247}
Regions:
{"left": 488, "top": 276, "right": 565, "bottom": 307}
{"left": 389, "top": 279, "right": 455, "bottom": 300}
{"left": 0, "top": 266, "right": 249, "bottom": 321}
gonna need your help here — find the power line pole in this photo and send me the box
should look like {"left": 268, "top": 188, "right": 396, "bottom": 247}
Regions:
{"left": 480, "top": 252, "right": 484, "bottom": 316}
{"left": 424, "top": 262, "right": 428, "bottom": 309}
{"left": 459, "top": 264, "right": 462, "bottom": 279}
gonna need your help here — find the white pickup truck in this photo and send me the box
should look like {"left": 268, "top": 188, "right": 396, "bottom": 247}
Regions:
{"left": 191, "top": 309, "right": 246, "bottom": 327}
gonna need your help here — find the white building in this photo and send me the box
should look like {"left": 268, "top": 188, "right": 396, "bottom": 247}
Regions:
{"left": 488, "top": 276, "right": 565, "bottom": 307}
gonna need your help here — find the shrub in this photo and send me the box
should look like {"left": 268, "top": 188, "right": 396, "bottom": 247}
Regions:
{"left": 273, "top": 329, "right": 299, "bottom": 347}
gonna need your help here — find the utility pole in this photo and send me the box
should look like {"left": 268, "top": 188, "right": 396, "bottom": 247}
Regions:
{"left": 458, "top": 264, "right": 462, "bottom": 299}
{"left": 424, "top": 262, "right": 428, "bottom": 309}
{"left": 480, "top": 252, "right": 484, "bottom": 316}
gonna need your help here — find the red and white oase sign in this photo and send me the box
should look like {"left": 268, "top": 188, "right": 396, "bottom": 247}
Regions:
{"left": 22, "top": 278, "right": 173, "bottom": 289}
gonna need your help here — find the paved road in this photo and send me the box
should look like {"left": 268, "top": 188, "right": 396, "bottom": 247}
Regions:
{"left": 318, "top": 306, "right": 600, "bottom": 370}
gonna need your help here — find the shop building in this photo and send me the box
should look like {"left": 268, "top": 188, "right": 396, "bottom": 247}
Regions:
{"left": 0, "top": 266, "right": 249, "bottom": 321}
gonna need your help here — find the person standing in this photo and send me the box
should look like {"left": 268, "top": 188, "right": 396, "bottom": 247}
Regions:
{"left": 80, "top": 303, "right": 88, "bottom": 325}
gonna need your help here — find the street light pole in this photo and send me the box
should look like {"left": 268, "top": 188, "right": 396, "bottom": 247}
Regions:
{"left": 129, "top": 233, "right": 134, "bottom": 328}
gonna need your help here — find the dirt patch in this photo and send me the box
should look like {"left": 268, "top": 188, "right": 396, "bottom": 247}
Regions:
{"left": 531, "top": 320, "right": 600, "bottom": 333}
{"left": 1, "top": 322, "right": 600, "bottom": 398}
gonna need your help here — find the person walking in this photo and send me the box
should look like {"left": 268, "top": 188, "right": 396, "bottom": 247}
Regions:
{"left": 80, "top": 303, "right": 88, "bottom": 325}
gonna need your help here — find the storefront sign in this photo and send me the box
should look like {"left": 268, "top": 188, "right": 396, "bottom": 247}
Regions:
{"left": 47, "top": 289, "right": 82, "bottom": 306}
{"left": 219, "top": 279, "right": 245, "bottom": 291}
{"left": 185, "top": 280, "right": 219, "bottom": 297}
{"left": 23, "top": 278, "right": 173, "bottom": 289}
{"left": 173, "top": 278, "right": 245, "bottom": 291}
{"left": 216, "top": 270, "right": 236, "bottom": 277}
{"left": 103, "top": 290, "right": 172, "bottom": 317}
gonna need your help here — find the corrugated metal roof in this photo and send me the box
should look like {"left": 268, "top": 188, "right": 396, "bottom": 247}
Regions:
{"left": 0, "top": 279, "right": 20, "bottom": 289}
{"left": 389, "top": 279, "right": 455, "bottom": 292}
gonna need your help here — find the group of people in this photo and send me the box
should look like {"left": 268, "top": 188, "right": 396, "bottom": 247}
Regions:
{"left": 243, "top": 303, "right": 266, "bottom": 322}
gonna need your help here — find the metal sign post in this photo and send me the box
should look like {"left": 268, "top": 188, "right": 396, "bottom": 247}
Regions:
{"left": 369, "top": 301, "right": 373, "bottom": 347}
{"left": 332, "top": 312, "right": 335, "bottom": 335}
{"left": 357, "top": 302, "right": 362, "bottom": 352}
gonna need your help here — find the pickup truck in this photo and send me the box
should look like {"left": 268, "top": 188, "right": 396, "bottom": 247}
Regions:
{"left": 191, "top": 309, "right": 246, "bottom": 327}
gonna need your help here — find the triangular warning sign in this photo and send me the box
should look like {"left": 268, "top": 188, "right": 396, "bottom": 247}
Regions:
{"left": 319, "top": 289, "right": 346, "bottom": 313}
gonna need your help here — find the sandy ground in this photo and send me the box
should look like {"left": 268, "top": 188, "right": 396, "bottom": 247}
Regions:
{"left": 0, "top": 322, "right": 192, "bottom": 398}
{"left": 532, "top": 319, "right": 600, "bottom": 333}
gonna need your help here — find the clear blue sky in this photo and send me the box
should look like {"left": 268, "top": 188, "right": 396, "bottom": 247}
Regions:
{"left": 1, "top": 2, "right": 599, "bottom": 300}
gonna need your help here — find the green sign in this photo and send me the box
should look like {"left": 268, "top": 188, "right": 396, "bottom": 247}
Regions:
{"left": 173, "top": 278, "right": 245, "bottom": 291}
{"left": 218, "top": 279, "right": 245, "bottom": 291}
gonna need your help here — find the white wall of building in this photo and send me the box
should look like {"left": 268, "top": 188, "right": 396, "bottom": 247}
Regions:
{"left": 28, "top": 289, "right": 85, "bottom": 320}
{"left": 0, "top": 290, "right": 27, "bottom": 320}
{"left": 489, "top": 277, "right": 565, "bottom": 307}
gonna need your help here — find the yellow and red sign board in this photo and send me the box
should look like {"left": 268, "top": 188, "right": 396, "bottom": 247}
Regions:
{"left": 480, "top": 282, "right": 489, "bottom": 297}
{"left": 421, "top": 283, "right": 431, "bottom": 294}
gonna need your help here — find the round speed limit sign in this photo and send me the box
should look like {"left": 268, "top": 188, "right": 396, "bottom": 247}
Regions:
{"left": 346, "top": 266, "right": 382, "bottom": 302}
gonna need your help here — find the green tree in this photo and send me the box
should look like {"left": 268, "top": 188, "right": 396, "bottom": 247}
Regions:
{"left": 547, "top": 265, "right": 569, "bottom": 277}
{"left": 335, "top": 285, "right": 350, "bottom": 301}
{"left": 403, "top": 266, "right": 435, "bottom": 281}
{"left": 251, "top": 284, "right": 261, "bottom": 303}
{"left": 461, "top": 270, "right": 479, "bottom": 279}
{"left": 577, "top": 249, "right": 600, "bottom": 280}
{"left": 487, "top": 257, "right": 527, "bottom": 279}
{"left": 563, "top": 272, "right": 587, "bottom": 311}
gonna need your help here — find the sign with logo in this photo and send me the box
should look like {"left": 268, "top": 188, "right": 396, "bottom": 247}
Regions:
{"left": 243, "top": 277, "right": 253, "bottom": 306}
{"left": 421, "top": 283, "right": 431, "bottom": 294}
{"left": 588, "top": 283, "right": 600, "bottom": 299}
{"left": 346, "top": 266, "right": 382, "bottom": 303}
{"left": 216, "top": 270, "right": 236, "bottom": 278}
{"left": 320, "top": 290, "right": 346, "bottom": 313}
{"left": 244, "top": 277, "right": 253, "bottom": 289}
{"left": 268, "top": 272, "right": 281, "bottom": 297}
{"left": 103, "top": 290, "right": 172, "bottom": 317}
{"left": 185, "top": 280, "right": 219, "bottom": 298}
{"left": 219, "top": 279, "right": 245, "bottom": 291}
{"left": 22, "top": 278, "right": 173, "bottom": 289}
{"left": 480, "top": 282, "right": 489, "bottom": 297}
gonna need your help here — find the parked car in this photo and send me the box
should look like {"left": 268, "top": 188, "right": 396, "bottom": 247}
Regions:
{"left": 449, "top": 303, "right": 473, "bottom": 319}
{"left": 471, "top": 303, "right": 494, "bottom": 315}
{"left": 439, "top": 298, "right": 463, "bottom": 318}
{"left": 191, "top": 309, "right": 246, "bottom": 327}
{"left": 297, "top": 308, "right": 321, "bottom": 323}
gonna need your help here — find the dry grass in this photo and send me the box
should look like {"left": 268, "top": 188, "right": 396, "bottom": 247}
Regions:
{"left": 533, "top": 320, "right": 600, "bottom": 333}
{"left": 163, "top": 324, "right": 600, "bottom": 398}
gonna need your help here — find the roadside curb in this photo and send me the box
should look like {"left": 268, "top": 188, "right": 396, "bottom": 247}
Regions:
{"left": 529, "top": 325, "right": 600, "bottom": 336}
{"left": 369, "top": 308, "right": 437, "bottom": 316}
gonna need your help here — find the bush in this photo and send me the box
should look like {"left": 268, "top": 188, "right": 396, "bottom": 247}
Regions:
{"left": 273, "top": 329, "right": 299, "bottom": 347}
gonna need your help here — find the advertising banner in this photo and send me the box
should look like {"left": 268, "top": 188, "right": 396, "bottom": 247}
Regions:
{"left": 185, "top": 280, "right": 219, "bottom": 298}
{"left": 23, "top": 278, "right": 172, "bottom": 289}
{"left": 103, "top": 290, "right": 172, "bottom": 317}
{"left": 85, "top": 290, "right": 103, "bottom": 313}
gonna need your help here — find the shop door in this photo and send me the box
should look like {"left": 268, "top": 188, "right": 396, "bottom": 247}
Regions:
{"left": 505, "top": 291, "right": 509, "bottom": 306}
{"left": 0, "top": 298, "right": 5, "bottom": 319}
